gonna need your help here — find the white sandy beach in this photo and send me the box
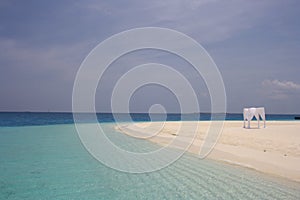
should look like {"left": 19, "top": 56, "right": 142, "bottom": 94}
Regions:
{"left": 116, "top": 121, "right": 300, "bottom": 182}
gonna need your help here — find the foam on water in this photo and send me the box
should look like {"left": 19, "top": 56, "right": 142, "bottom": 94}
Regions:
{"left": 0, "top": 123, "right": 299, "bottom": 199}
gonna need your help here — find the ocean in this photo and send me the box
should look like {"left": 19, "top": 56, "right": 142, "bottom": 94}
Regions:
{"left": 0, "top": 112, "right": 298, "bottom": 127}
{"left": 0, "top": 112, "right": 299, "bottom": 199}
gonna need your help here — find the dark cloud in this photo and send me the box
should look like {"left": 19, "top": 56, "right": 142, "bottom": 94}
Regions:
{"left": 0, "top": 0, "right": 300, "bottom": 113}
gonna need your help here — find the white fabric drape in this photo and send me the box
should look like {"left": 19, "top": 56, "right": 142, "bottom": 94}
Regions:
{"left": 243, "top": 107, "right": 266, "bottom": 128}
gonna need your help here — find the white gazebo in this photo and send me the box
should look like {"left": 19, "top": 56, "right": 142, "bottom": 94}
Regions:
{"left": 243, "top": 107, "right": 266, "bottom": 129}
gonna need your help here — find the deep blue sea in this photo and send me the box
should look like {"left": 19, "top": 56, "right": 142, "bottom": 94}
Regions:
{"left": 0, "top": 112, "right": 298, "bottom": 127}
{"left": 0, "top": 112, "right": 299, "bottom": 199}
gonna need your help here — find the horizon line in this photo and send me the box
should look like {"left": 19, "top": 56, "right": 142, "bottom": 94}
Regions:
{"left": 0, "top": 111, "right": 299, "bottom": 115}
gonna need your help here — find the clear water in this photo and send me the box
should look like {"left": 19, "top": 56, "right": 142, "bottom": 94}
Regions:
{"left": 0, "top": 123, "right": 299, "bottom": 199}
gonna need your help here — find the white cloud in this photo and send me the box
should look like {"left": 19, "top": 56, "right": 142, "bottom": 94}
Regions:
{"left": 262, "top": 79, "right": 300, "bottom": 90}
{"left": 79, "top": 1, "right": 113, "bottom": 16}
{"left": 261, "top": 79, "right": 300, "bottom": 100}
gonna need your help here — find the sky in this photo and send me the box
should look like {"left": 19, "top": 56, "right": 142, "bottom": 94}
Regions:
{"left": 0, "top": 0, "right": 300, "bottom": 114}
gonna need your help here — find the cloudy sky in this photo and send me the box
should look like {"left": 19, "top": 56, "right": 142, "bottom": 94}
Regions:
{"left": 0, "top": 0, "right": 300, "bottom": 114}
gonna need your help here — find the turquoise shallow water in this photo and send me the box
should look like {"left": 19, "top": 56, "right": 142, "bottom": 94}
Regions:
{"left": 0, "top": 123, "right": 299, "bottom": 199}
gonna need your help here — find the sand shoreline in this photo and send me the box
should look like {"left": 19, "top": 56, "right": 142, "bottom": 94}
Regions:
{"left": 116, "top": 121, "right": 300, "bottom": 182}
